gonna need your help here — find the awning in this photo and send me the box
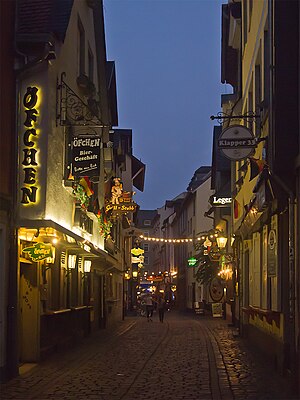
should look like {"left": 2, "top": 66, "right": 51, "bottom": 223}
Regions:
{"left": 131, "top": 155, "right": 145, "bottom": 192}
{"left": 18, "top": 219, "right": 110, "bottom": 260}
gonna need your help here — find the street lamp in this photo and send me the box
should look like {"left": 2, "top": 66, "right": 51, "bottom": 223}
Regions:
{"left": 216, "top": 235, "right": 228, "bottom": 249}
{"left": 132, "top": 269, "right": 138, "bottom": 279}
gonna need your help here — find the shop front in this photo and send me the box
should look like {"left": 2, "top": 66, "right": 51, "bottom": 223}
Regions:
{"left": 18, "top": 221, "right": 108, "bottom": 362}
{"left": 234, "top": 190, "right": 287, "bottom": 371}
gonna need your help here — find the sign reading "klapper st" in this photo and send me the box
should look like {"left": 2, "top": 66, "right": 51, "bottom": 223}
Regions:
{"left": 218, "top": 125, "right": 256, "bottom": 161}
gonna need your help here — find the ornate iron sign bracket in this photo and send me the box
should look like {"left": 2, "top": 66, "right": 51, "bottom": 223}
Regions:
{"left": 57, "top": 73, "right": 110, "bottom": 128}
{"left": 210, "top": 111, "right": 260, "bottom": 125}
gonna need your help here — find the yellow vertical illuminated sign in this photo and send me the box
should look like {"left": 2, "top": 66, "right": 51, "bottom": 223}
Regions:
{"left": 21, "top": 86, "right": 39, "bottom": 204}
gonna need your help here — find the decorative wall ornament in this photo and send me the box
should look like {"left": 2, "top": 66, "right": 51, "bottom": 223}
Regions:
{"left": 57, "top": 74, "right": 109, "bottom": 127}
{"left": 105, "top": 178, "right": 137, "bottom": 215}
{"left": 111, "top": 177, "right": 123, "bottom": 204}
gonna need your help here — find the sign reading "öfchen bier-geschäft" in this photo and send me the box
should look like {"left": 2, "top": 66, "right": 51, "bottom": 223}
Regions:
{"left": 71, "top": 135, "right": 101, "bottom": 177}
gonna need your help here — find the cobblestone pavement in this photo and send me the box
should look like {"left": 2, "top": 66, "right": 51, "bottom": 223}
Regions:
{"left": 0, "top": 311, "right": 296, "bottom": 400}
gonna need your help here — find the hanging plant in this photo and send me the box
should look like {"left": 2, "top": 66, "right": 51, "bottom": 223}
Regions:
{"left": 194, "top": 243, "right": 220, "bottom": 285}
{"left": 72, "top": 182, "right": 90, "bottom": 209}
{"left": 97, "top": 209, "right": 113, "bottom": 239}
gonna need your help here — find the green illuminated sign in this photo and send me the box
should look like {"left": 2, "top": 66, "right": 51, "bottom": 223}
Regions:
{"left": 188, "top": 257, "right": 197, "bottom": 267}
{"left": 22, "top": 242, "right": 53, "bottom": 261}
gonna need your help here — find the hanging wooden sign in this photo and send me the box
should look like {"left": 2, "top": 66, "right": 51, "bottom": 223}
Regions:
{"left": 70, "top": 135, "right": 101, "bottom": 177}
{"left": 22, "top": 242, "right": 53, "bottom": 261}
{"left": 105, "top": 178, "right": 137, "bottom": 215}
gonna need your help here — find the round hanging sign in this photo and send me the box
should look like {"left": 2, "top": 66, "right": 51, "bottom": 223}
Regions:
{"left": 218, "top": 125, "right": 256, "bottom": 161}
{"left": 268, "top": 229, "right": 276, "bottom": 250}
{"left": 209, "top": 277, "right": 224, "bottom": 302}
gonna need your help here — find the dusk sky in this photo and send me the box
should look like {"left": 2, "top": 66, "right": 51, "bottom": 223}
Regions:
{"left": 103, "top": 0, "right": 225, "bottom": 210}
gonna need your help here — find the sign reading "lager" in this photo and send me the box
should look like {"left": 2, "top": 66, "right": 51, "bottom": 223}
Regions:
{"left": 211, "top": 196, "right": 232, "bottom": 207}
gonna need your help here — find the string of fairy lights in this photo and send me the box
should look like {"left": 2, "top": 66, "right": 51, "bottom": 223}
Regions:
{"left": 139, "top": 231, "right": 222, "bottom": 245}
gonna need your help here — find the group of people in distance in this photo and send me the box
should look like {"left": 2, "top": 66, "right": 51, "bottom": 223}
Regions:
{"left": 143, "top": 293, "right": 166, "bottom": 323}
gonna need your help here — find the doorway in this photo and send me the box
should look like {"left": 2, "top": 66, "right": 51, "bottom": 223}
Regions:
{"left": 19, "top": 262, "right": 40, "bottom": 362}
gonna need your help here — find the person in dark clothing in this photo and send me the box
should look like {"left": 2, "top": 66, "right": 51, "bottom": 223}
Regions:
{"left": 157, "top": 296, "right": 166, "bottom": 323}
{"left": 144, "top": 293, "right": 154, "bottom": 321}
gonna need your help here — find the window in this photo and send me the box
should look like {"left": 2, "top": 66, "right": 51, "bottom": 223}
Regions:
{"left": 243, "top": 0, "right": 248, "bottom": 48}
{"left": 78, "top": 17, "right": 85, "bottom": 76}
{"left": 180, "top": 209, "right": 187, "bottom": 234}
{"left": 263, "top": 30, "right": 270, "bottom": 106}
{"left": 143, "top": 243, "right": 149, "bottom": 252}
{"left": 69, "top": 254, "right": 78, "bottom": 307}
{"left": 248, "top": 88, "right": 253, "bottom": 131}
{"left": 250, "top": 232, "right": 261, "bottom": 307}
{"left": 111, "top": 220, "right": 120, "bottom": 249}
{"left": 88, "top": 46, "right": 94, "bottom": 82}
{"left": 255, "top": 63, "right": 262, "bottom": 136}
{"left": 144, "top": 256, "right": 149, "bottom": 265}
{"left": 41, "top": 250, "right": 91, "bottom": 313}
{"left": 74, "top": 209, "right": 93, "bottom": 234}
{"left": 106, "top": 273, "right": 113, "bottom": 298}
{"left": 249, "top": 0, "right": 253, "bottom": 32}
{"left": 144, "top": 219, "right": 151, "bottom": 226}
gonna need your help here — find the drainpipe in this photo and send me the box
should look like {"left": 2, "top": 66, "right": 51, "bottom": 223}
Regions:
{"left": 220, "top": 216, "right": 231, "bottom": 248}
{"left": 204, "top": 211, "right": 214, "bottom": 221}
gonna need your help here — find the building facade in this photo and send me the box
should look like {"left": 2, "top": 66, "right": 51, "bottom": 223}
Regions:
{"left": 0, "top": 0, "right": 18, "bottom": 383}
{"left": 221, "top": 0, "right": 299, "bottom": 384}
{"left": 1, "top": 0, "right": 144, "bottom": 381}
{"left": 184, "top": 168, "right": 213, "bottom": 311}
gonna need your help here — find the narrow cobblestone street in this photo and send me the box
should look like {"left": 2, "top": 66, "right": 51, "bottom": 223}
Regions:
{"left": 0, "top": 312, "right": 295, "bottom": 400}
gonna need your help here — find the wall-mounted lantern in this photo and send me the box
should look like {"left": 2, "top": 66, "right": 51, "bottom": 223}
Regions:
{"left": 216, "top": 235, "right": 228, "bottom": 249}
{"left": 68, "top": 254, "right": 77, "bottom": 269}
{"left": 84, "top": 260, "right": 91, "bottom": 273}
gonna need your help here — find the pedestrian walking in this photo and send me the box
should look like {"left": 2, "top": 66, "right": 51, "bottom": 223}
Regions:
{"left": 157, "top": 295, "right": 166, "bottom": 323}
{"left": 144, "top": 293, "right": 154, "bottom": 322}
